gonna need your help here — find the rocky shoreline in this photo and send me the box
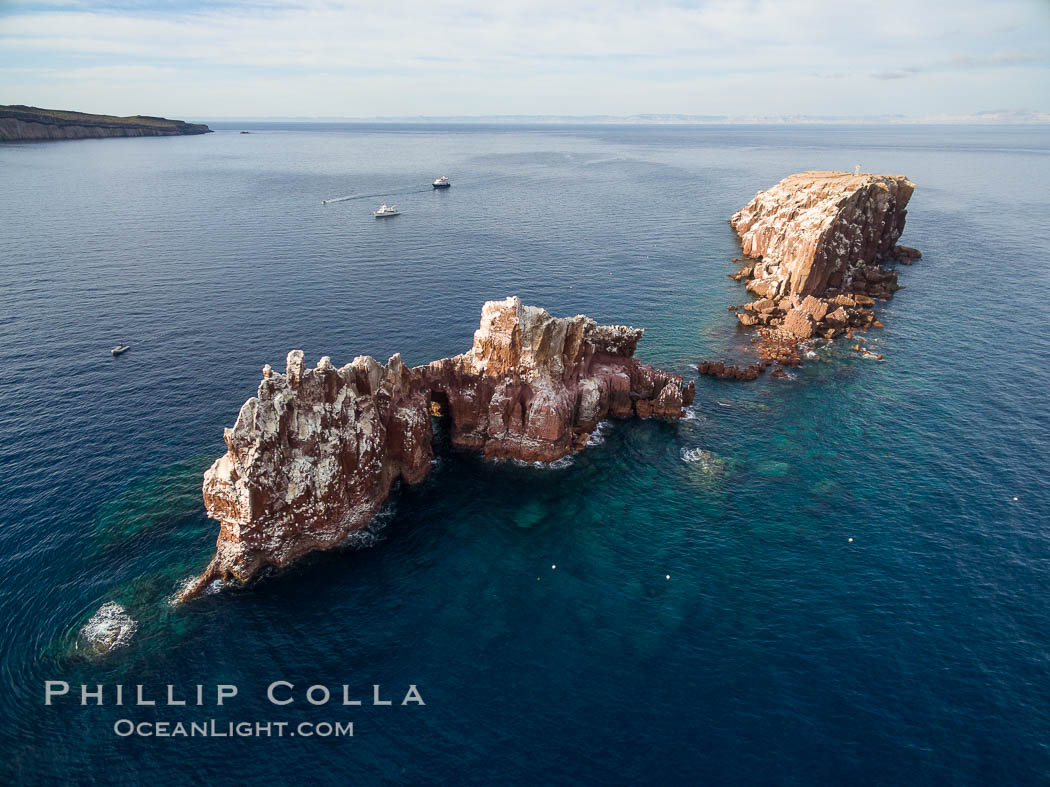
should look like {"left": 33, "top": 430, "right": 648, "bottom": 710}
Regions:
{"left": 701, "top": 170, "right": 920, "bottom": 377}
{"left": 179, "top": 297, "right": 693, "bottom": 600}
{"left": 0, "top": 105, "right": 212, "bottom": 141}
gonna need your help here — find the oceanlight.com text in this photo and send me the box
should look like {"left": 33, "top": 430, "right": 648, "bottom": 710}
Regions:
{"left": 112, "top": 719, "right": 354, "bottom": 738}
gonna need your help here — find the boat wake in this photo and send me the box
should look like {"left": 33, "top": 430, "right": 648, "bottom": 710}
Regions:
{"left": 322, "top": 186, "right": 432, "bottom": 204}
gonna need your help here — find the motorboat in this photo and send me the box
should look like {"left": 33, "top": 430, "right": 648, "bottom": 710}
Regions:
{"left": 432, "top": 176, "right": 451, "bottom": 189}
{"left": 373, "top": 204, "right": 400, "bottom": 217}
{"left": 111, "top": 344, "right": 130, "bottom": 356}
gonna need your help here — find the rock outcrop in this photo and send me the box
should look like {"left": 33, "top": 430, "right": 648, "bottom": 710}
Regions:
{"left": 731, "top": 171, "right": 915, "bottom": 299}
{"left": 0, "top": 105, "right": 212, "bottom": 141}
{"left": 421, "top": 298, "right": 691, "bottom": 460}
{"left": 697, "top": 361, "right": 765, "bottom": 381}
{"left": 722, "top": 171, "right": 919, "bottom": 359}
{"left": 179, "top": 298, "right": 693, "bottom": 600}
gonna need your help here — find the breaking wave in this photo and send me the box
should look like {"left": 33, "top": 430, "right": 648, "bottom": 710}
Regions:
{"left": 509, "top": 455, "right": 575, "bottom": 470}
{"left": 587, "top": 420, "right": 612, "bottom": 445}
{"left": 681, "top": 447, "right": 712, "bottom": 463}
{"left": 683, "top": 406, "right": 706, "bottom": 422}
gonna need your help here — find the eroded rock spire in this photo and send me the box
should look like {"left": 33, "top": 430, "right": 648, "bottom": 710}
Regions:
{"left": 179, "top": 297, "right": 693, "bottom": 600}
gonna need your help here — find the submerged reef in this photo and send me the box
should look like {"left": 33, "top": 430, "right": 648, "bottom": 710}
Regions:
{"left": 707, "top": 171, "right": 921, "bottom": 373}
{"left": 179, "top": 297, "right": 693, "bottom": 600}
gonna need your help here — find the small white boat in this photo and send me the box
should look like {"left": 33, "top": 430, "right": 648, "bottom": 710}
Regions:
{"left": 111, "top": 344, "right": 130, "bottom": 356}
{"left": 373, "top": 204, "right": 400, "bottom": 217}
{"left": 432, "top": 176, "right": 450, "bottom": 189}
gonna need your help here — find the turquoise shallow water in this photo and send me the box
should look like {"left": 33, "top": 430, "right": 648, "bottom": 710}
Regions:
{"left": 1, "top": 123, "right": 1049, "bottom": 783}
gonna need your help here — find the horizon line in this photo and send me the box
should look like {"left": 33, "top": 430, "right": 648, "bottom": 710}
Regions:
{"left": 193, "top": 112, "right": 1050, "bottom": 126}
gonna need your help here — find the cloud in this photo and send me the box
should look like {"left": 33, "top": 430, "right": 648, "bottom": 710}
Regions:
{"left": 868, "top": 51, "right": 1046, "bottom": 80}
{"left": 0, "top": 0, "right": 1048, "bottom": 116}
{"left": 950, "top": 52, "right": 1044, "bottom": 67}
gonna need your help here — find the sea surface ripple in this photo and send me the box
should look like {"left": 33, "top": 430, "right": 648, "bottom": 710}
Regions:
{"left": 0, "top": 123, "right": 1048, "bottom": 784}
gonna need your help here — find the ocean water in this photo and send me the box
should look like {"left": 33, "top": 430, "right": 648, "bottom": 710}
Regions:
{"left": 1, "top": 123, "right": 1049, "bottom": 784}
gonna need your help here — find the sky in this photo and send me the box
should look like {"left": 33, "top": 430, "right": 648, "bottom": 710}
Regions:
{"left": 1, "top": 0, "right": 1049, "bottom": 119}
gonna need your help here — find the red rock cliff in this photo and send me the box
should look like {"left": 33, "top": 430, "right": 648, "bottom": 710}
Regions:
{"left": 423, "top": 297, "right": 691, "bottom": 462}
{"left": 725, "top": 171, "right": 920, "bottom": 352}
{"left": 179, "top": 297, "right": 693, "bottom": 599}
{"left": 731, "top": 171, "right": 915, "bottom": 298}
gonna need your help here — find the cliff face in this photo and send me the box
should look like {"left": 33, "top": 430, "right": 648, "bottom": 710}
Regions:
{"left": 0, "top": 105, "right": 212, "bottom": 141}
{"left": 422, "top": 297, "right": 690, "bottom": 461}
{"left": 185, "top": 352, "right": 432, "bottom": 597}
{"left": 726, "top": 171, "right": 920, "bottom": 351}
{"left": 731, "top": 171, "right": 914, "bottom": 298}
{"left": 180, "top": 298, "right": 693, "bottom": 599}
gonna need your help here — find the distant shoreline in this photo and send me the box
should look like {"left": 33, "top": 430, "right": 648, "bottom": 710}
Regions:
{"left": 202, "top": 111, "right": 1050, "bottom": 125}
{"left": 0, "top": 105, "right": 212, "bottom": 142}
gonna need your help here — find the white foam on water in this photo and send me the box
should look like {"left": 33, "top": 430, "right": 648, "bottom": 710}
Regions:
{"left": 681, "top": 447, "right": 711, "bottom": 463}
{"left": 169, "top": 575, "right": 220, "bottom": 605}
{"left": 343, "top": 529, "right": 382, "bottom": 548}
{"left": 680, "top": 447, "right": 728, "bottom": 478}
{"left": 343, "top": 507, "right": 397, "bottom": 549}
{"left": 587, "top": 420, "right": 612, "bottom": 445}
{"left": 507, "top": 455, "right": 575, "bottom": 470}
{"left": 78, "top": 601, "right": 137, "bottom": 654}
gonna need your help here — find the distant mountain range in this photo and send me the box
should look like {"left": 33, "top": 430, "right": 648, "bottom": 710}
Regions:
{"left": 204, "top": 110, "right": 1050, "bottom": 125}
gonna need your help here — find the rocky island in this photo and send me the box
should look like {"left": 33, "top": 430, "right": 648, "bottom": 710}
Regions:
{"left": 179, "top": 297, "right": 693, "bottom": 600}
{"left": 706, "top": 171, "right": 921, "bottom": 373}
{"left": 0, "top": 105, "right": 212, "bottom": 141}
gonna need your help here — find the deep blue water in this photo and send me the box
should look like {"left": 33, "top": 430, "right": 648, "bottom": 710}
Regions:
{"left": 1, "top": 123, "right": 1049, "bottom": 784}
